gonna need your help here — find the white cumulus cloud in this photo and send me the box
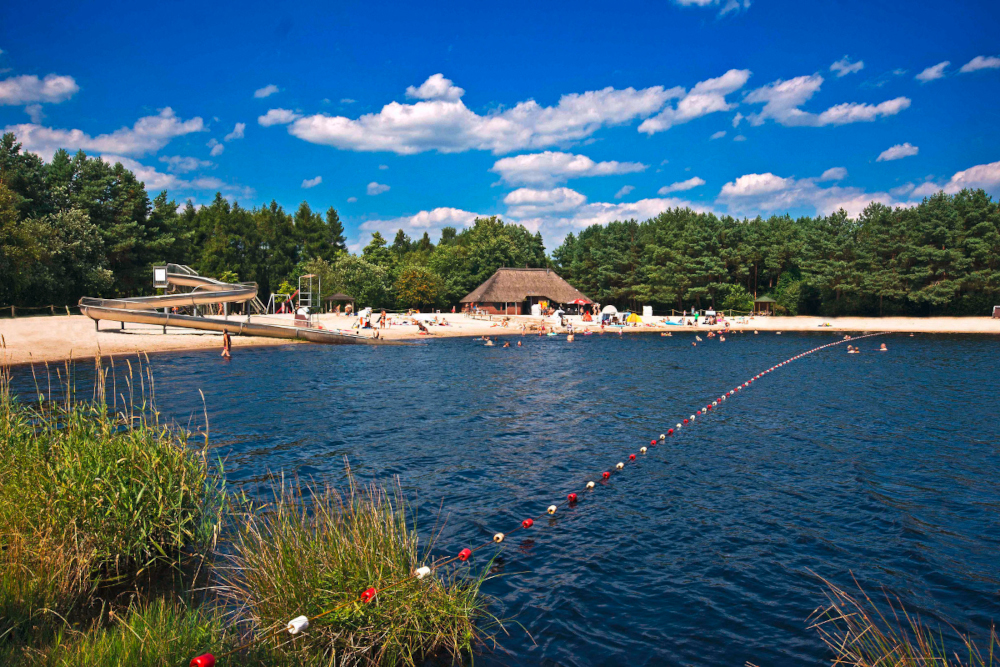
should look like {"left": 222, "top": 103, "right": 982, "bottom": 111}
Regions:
{"left": 274, "top": 75, "right": 675, "bottom": 155}
{"left": 916, "top": 61, "right": 949, "bottom": 82}
{"left": 0, "top": 74, "right": 78, "bottom": 105}
{"left": 254, "top": 84, "right": 279, "bottom": 98}
{"left": 877, "top": 142, "right": 918, "bottom": 161}
{"left": 224, "top": 122, "right": 245, "bottom": 141}
{"left": 100, "top": 155, "right": 234, "bottom": 194}
{"left": 614, "top": 185, "right": 634, "bottom": 198}
{"left": 490, "top": 150, "right": 646, "bottom": 186}
{"left": 745, "top": 74, "right": 909, "bottom": 126}
{"left": 4, "top": 107, "right": 205, "bottom": 160}
{"left": 658, "top": 176, "right": 705, "bottom": 194}
{"left": 258, "top": 108, "right": 302, "bottom": 127}
{"left": 503, "top": 187, "right": 588, "bottom": 217}
{"left": 718, "top": 171, "right": 907, "bottom": 217}
{"left": 207, "top": 138, "right": 224, "bottom": 156}
{"left": 943, "top": 159, "right": 1000, "bottom": 194}
{"left": 360, "top": 207, "right": 480, "bottom": 239}
{"left": 159, "top": 155, "right": 213, "bottom": 173}
{"left": 710, "top": 130, "right": 726, "bottom": 140}
{"left": 830, "top": 57, "right": 864, "bottom": 77}
{"left": 367, "top": 181, "right": 390, "bottom": 195}
{"left": 347, "top": 196, "right": 357, "bottom": 203}
{"left": 959, "top": 55, "right": 1000, "bottom": 73}
{"left": 638, "top": 69, "right": 751, "bottom": 134}
{"left": 302, "top": 175, "right": 322, "bottom": 188}
{"left": 818, "top": 167, "right": 847, "bottom": 181}
{"left": 405, "top": 73, "right": 465, "bottom": 101}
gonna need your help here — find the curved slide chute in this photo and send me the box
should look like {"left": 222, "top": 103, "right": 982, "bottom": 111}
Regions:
{"left": 79, "top": 264, "right": 401, "bottom": 346}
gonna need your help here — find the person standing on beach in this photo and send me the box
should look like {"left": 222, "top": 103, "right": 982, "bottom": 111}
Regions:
{"left": 221, "top": 329, "right": 231, "bottom": 358}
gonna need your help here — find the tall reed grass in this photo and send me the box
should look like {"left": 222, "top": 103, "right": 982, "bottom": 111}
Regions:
{"left": 219, "top": 476, "right": 495, "bottom": 666}
{"left": 809, "top": 575, "right": 998, "bottom": 667}
{"left": 0, "top": 354, "right": 223, "bottom": 648}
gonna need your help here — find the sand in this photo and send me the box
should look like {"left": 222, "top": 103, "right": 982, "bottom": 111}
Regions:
{"left": 2, "top": 311, "right": 998, "bottom": 366}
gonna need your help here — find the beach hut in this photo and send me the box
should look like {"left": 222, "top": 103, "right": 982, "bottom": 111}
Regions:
{"left": 460, "top": 268, "right": 592, "bottom": 315}
{"left": 993, "top": 305, "right": 1000, "bottom": 319}
{"left": 753, "top": 296, "right": 777, "bottom": 315}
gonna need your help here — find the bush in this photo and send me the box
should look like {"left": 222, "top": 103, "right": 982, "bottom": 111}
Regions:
{"left": 716, "top": 283, "right": 754, "bottom": 312}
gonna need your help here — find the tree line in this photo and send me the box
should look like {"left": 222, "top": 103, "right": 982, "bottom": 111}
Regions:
{"left": 2, "top": 132, "right": 999, "bottom": 315}
{"left": 553, "top": 194, "right": 1000, "bottom": 316}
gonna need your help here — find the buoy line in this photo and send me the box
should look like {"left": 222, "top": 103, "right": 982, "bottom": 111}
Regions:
{"left": 189, "top": 331, "right": 889, "bottom": 666}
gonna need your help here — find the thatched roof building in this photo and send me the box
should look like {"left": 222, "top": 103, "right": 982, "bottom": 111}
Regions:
{"left": 460, "top": 268, "right": 592, "bottom": 315}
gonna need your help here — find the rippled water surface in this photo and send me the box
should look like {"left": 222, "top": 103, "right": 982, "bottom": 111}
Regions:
{"left": 13, "top": 332, "right": 1000, "bottom": 666}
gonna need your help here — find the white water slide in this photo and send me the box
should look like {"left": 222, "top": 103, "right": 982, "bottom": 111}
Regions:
{"left": 78, "top": 264, "right": 401, "bottom": 346}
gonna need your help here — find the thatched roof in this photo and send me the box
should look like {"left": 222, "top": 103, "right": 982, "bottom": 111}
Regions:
{"left": 754, "top": 296, "right": 777, "bottom": 303}
{"left": 460, "top": 268, "right": 592, "bottom": 304}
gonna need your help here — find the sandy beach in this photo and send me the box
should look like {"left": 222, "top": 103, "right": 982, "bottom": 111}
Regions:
{"left": 1, "top": 312, "right": 998, "bottom": 366}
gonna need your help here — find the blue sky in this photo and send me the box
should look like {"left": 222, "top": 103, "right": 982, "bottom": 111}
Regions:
{"left": 2, "top": 0, "right": 999, "bottom": 251}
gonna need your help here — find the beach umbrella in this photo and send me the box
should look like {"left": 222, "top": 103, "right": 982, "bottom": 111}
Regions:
{"left": 568, "top": 298, "right": 589, "bottom": 305}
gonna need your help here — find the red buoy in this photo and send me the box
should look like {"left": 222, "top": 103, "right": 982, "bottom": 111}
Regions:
{"left": 191, "top": 655, "right": 216, "bottom": 667}
{"left": 668, "top": 428, "right": 674, "bottom": 435}
{"left": 683, "top": 418, "right": 689, "bottom": 424}
{"left": 602, "top": 471, "right": 611, "bottom": 480}
{"left": 522, "top": 518, "right": 534, "bottom": 529}
{"left": 696, "top": 410, "right": 701, "bottom": 415}
{"left": 458, "top": 548, "right": 472, "bottom": 561}
{"left": 650, "top": 439, "right": 656, "bottom": 446}
{"left": 568, "top": 493, "right": 578, "bottom": 502}
{"left": 629, "top": 453, "right": 636, "bottom": 461}
{"left": 361, "top": 587, "right": 377, "bottom": 603}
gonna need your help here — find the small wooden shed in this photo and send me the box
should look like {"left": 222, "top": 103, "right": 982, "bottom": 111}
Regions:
{"left": 753, "top": 296, "right": 777, "bottom": 315}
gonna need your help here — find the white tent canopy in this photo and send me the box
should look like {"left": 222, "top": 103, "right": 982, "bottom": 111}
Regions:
{"left": 602, "top": 305, "right": 618, "bottom": 315}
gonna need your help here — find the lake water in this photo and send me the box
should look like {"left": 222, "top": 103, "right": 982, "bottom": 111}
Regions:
{"left": 12, "top": 331, "right": 1000, "bottom": 666}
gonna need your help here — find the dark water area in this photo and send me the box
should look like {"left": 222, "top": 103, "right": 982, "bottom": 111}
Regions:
{"left": 11, "top": 332, "right": 1000, "bottom": 666}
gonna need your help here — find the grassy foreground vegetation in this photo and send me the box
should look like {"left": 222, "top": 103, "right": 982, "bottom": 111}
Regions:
{"left": 0, "top": 359, "right": 493, "bottom": 666}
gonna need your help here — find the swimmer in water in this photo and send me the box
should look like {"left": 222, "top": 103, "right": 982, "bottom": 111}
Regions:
{"left": 880, "top": 343, "right": 887, "bottom": 351}
{"left": 503, "top": 341, "right": 510, "bottom": 348}
{"left": 517, "top": 340, "right": 522, "bottom": 347}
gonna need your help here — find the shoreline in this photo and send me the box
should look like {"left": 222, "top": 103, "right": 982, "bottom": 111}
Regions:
{"left": 2, "top": 313, "right": 998, "bottom": 366}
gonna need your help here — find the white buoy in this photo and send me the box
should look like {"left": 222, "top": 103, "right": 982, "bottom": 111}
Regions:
{"left": 640, "top": 446, "right": 647, "bottom": 454}
{"left": 287, "top": 616, "right": 310, "bottom": 635}
{"left": 659, "top": 434, "right": 666, "bottom": 440}
{"left": 415, "top": 566, "right": 432, "bottom": 579}
{"left": 586, "top": 481, "right": 595, "bottom": 489}
{"left": 690, "top": 414, "right": 696, "bottom": 421}
{"left": 548, "top": 505, "right": 557, "bottom": 515}
{"left": 494, "top": 532, "right": 505, "bottom": 543}
{"left": 676, "top": 423, "right": 682, "bottom": 429}
{"left": 616, "top": 462, "right": 624, "bottom": 470}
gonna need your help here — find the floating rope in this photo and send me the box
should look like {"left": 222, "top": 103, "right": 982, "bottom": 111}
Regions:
{"left": 189, "top": 331, "right": 888, "bottom": 666}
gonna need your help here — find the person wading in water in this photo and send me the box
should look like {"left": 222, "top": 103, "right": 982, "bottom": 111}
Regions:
{"left": 221, "top": 329, "right": 232, "bottom": 358}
